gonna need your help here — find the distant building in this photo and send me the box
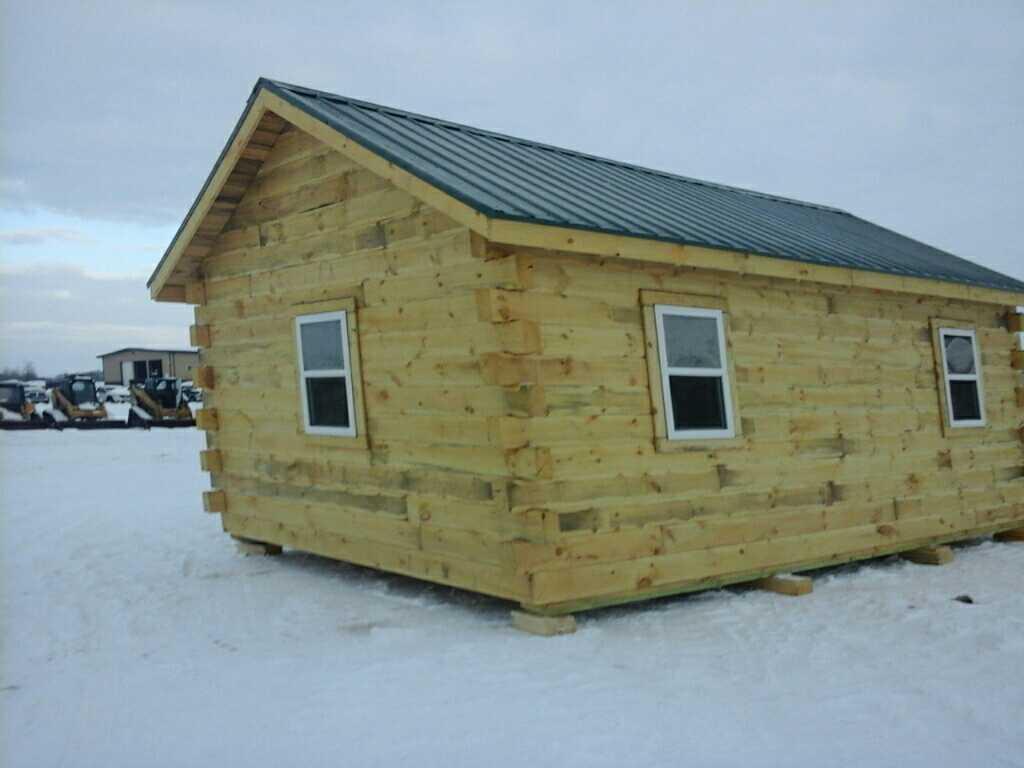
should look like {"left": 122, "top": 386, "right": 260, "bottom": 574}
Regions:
{"left": 98, "top": 348, "right": 199, "bottom": 385}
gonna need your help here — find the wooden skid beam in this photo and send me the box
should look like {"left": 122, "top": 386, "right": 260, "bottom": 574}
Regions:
{"left": 901, "top": 545, "right": 954, "bottom": 566}
{"left": 232, "top": 536, "right": 283, "bottom": 556}
{"left": 755, "top": 574, "right": 813, "bottom": 597}
{"left": 511, "top": 610, "right": 577, "bottom": 637}
{"left": 203, "top": 490, "right": 226, "bottom": 514}
{"left": 994, "top": 528, "right": 1024, "bottom": 543}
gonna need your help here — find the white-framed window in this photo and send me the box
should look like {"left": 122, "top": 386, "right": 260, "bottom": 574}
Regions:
{"left": 294, "top": 310, "right": 357, "bottom": 437}
{"left": 654, "top": 305, "right": 736, "bottom": 440}
{"left": 938, "top": 327, "right": 986, "bottom": 428}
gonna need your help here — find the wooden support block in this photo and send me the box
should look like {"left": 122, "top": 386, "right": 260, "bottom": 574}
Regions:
{"left": 511, "top": 610, "right": 577, "bottom": 637}
{"left": 1012, "top": 350, "right": 1024, "bottom": 370}
{"left": 185, "top": 279, "right": 207, "bottom": 306}
{"left": 755, "top": 574, "right": 813, "bottom": 597}
{"left": 994, "top": 528, "right": 1024, "bottom": 543}
{"left": 195, "top": 366, "right": 215, "bottom": 390}
{"left": 190, "top": 324, "right": 212, "bottom": 347}
{"left": 1007, "top": 312, "right": 1023, "bottom": 334}
{"left": 203, "top": 490, "right": 226, "bottom": 514}
{"left": 196, "top": 408, "right": 218, "bottom": 431}
{"left": 199, "top": 449, "right": 222, "bottom": 473}
{"left": 901, "top": 545, "right": 954, "bottom": 566}
{"left": 232, "top": 536, "right": 283, "bottom": 556}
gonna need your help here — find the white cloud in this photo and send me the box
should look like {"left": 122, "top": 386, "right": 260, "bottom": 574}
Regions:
{"left": 0, "top": 227, "right": 94, "bottom": 246}
{"left": 0, "top": 263, "right": 193, "bottom": 374}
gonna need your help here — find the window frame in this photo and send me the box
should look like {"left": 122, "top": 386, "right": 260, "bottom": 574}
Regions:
{"left": 654, "top": 304, "right": 737, "bottom": 441}
{"left": 294, "top": 310, "right": 357, "bottom": 437}
{"left": 937, "top": 325, "right": 986, "bottom": 429}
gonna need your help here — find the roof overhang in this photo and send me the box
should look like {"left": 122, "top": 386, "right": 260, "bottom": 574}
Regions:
{"left": 149, "top": 80, "right": 1024, "bottom": 308}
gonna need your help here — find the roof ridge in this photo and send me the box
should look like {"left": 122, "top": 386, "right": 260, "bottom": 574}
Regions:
{"left": 262, "top": 78, "right": 849, "bottom": 216}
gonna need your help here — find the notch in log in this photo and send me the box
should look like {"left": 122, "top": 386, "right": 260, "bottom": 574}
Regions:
{"left": 1007, "top": 312, "right": 1023, "bottom": 334}
{"left": 199, "top": 449, "right": 222, "bottom": 473}
{"left": 196, "top": 408, "right": 219, "bottom": 431}
{"left": 195, "top": 366, "right": 215, "bottom": 390}
{"left": 190, "top": 324, "right": 212, "bottom": 347}
{"left": 185, "top": 279, "right": 207, "bottom": 305}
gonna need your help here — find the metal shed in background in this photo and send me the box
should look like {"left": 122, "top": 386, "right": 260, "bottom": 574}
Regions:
{"left": 98, "top": 348, "right": 199, "bottom": 385}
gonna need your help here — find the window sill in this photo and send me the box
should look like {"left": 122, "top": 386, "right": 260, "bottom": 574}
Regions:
{"left": 655, "top": 436, "right": 747, "bottom": 453}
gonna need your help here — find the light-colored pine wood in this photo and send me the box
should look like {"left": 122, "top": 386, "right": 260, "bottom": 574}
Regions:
{"left": 199, "top": 449, "right": 222, "bottom": 473}
{"left": 147, "top": 111, "right": 1024, "bottom": 618}
{"left": 190, "top": 324, "right": 212, "bottom": 347}
{"left": 901, "top": 545, "right": 954, "bottom": 566}
{"left": 194, "top": 366, "right": 215, "bottom": 389}
{"left": 203, "top": 490, "right": 226, "bottom": 514}
{"left": 195, "top": 408, "right": 218, "bottom": 431}
{"left": 755, "top": 574, "right": 813, "bottom": 597}
{"left": 510, "top": 610, "right": 577, "bottom": 636}
{"left": 185, "top": 279, "right": 207, "bottom": 306}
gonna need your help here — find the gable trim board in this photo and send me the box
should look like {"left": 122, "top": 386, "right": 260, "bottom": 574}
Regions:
{"left": 149, "top": 79, "right": 1024, "bottom": 307}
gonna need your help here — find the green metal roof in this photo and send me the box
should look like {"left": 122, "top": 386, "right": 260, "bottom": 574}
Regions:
{"left": 150, "top": 78, "right": 1024, "bottom": 295}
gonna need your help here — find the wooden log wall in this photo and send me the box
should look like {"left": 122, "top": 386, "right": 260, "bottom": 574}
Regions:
{"left": 191, "top": 122, "right": 541, "bottom": 602}
{"left": 490, "top": 246, "right": 1024, "bottom": 610}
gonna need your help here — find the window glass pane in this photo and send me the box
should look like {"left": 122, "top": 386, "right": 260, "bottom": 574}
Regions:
{"left": 949, "top": 380, "right": 981, "bottom": 422}
{"left": 943, "top": 335, "right": 975, "bottom": 375}
{"left": 300, "top": 320, "right": 345, "bottom": 371}
{"left": 306, "top": 376, "right": 350, "bottom": 428}
{"left": 669, "top": 375, "right": 727, "bottom": 431}
{"left": 663, "top": 315, "right": 721, "bottom": 369}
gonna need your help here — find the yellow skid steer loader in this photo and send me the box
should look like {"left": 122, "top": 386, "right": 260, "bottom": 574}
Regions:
{"left": 0, "top": 380, "right": 47, "bottom": 430}
{"left": 128, "top": 377, "right": 195, "bottom": 428}
{"left": 45, "top": 376, "right": 126, "bottom": 429}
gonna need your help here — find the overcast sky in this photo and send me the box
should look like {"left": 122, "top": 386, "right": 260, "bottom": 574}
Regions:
{"left": 1, "top": 1, "right": 1022, "bottom": 374}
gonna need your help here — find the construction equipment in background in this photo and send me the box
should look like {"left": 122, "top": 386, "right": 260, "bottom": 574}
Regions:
{"left": 0, "top": 380, "right": 47, "bottom": 430}
{"left": 128, "top": 377, "right": 195, "bottom": 428}
{"left": 45, "top": 376, "right": 126, "bottom": 429}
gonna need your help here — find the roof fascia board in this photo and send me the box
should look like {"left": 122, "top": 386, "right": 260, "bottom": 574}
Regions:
{"left": 148, "top": 89, "right": 276, "bottom": 300}
{"left": 487, "top": 219, "right": 1024, "bottom": 307}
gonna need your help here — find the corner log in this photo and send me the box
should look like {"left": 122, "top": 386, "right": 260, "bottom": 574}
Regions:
{"left": 901, "top": 545, "right": 954, "bottom": 566}
{"left": 511, "top": 610, "right": 577, "bottom": 637}
{"left": 203, "top": 490, "right": 226, "bottom": 514}
{"left": 196, "top": 408, "right": 219, "bottom": 431}
{"left": 199, "top": 449, "right": 222, "bottom": 473}
{"left": 755, "top": 574, "right": 813, "bottom": 597}
{"left": 189, "top": 324, "right": 212, "bottom": 347}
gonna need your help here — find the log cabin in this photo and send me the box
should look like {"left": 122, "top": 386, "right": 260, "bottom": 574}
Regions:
{"left": 149, "top": 78, "right": 1024, "bottom": 632}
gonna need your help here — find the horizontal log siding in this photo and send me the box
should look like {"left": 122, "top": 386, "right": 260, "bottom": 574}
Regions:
{"left": 501, "top": 247, "right": 1024, "bottom": 607}
{"left": 197, "top": 123, "right": 531, "bottom": 601}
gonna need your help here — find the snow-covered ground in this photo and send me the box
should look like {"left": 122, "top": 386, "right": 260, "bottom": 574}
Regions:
{"left": 2, "top": 429, "right": 1023, "bottom": 768}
